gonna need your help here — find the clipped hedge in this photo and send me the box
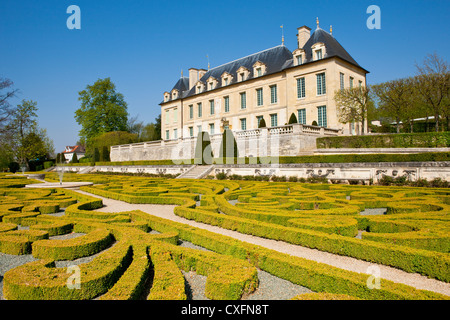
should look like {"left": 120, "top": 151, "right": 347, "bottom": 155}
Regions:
{"left": 31, "top": 228, "right": 114, "bottom": 260}
{"left": 133, "top": 211, "right": 447, "bottom": 300}
{"left": 317, "top": 132, "right": 450, "bottom": 149}
{"left": 3, "top": 242, "right": 132, "bottom": 300}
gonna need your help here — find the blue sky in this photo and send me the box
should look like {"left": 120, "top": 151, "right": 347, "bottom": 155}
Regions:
{"left": 1, "top": 0, "right": 449, "bottom": 153}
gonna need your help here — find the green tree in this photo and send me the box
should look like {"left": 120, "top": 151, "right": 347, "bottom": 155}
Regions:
{"left": 101, "top": 146, "right": 110, "bottom": 162}
{"left": 334, "top": 86, "right": 372, "bottom": 134}
{"left": 88, "top": 131, "right": 137, "bottom": 158}
{"left": 93, "top": 148, "right": 100, "bottom": 162}
{"left": 71, "top": 152, "right": 79, "bottom": 163}
{"left": 75, "top": 78, "right": 128, "bottom": 144}
{"left": 9, "top": 100, "right": 54, "bottom": 167}
{"left": 372, "top": 79, "right": 415, "bottom": 133}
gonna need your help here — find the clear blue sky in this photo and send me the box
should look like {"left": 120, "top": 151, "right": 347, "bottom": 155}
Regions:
{"left": 1, "top": 0, "right": 449, "bottom": 153}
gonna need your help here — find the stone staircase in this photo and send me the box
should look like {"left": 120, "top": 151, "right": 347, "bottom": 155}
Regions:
{"left": 77, "top": 166, "right": 95, "bottom": 174}
{"left": 176, "top": 165, "right": 214, "bottom": 179}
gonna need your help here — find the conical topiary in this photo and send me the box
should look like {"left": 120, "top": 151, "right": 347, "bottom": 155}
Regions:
{"left": 218, "top": 129, "right": 239, "bottom": 164}
{"left": 288, "top": 113, "right": 298, "bottom": 124}
{"left": 194, "top": 131, "right": 214, "bottom": 165}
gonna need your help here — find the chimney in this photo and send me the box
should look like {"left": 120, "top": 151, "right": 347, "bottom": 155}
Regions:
{"left": 198, "top": 69, "right": 207, "bottom": 80}
{"left": 297, "top": 25, "right": 311, "bottom": 49}
{"left": 189, "top": 68, "right": 199, "bottom": 89}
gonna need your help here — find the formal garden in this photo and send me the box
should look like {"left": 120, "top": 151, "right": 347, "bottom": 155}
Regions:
{"left": 0, "top": 172, "right": 448, "bottom": 300}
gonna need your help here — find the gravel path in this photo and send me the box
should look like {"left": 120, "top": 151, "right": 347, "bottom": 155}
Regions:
{"left": 74, "top": 189, "right": 450, "bottom": 297}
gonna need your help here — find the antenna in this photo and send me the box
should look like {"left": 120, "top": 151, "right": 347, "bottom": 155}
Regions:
{"left": 280, "top": 25, "right": 284, "bottom": 45}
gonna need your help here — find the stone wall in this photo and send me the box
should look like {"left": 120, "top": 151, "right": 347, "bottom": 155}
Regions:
{"left": 212, "top": 162, "right": 450, "bottom": 183}
{"left": 110, "top": 123, "right": 340, "bottom": 162}
{"left": 60, "top": 161, "right": 450, "bottom": 182}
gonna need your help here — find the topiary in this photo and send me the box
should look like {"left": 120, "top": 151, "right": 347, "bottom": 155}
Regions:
{"left": 194, "top": 131, "right": 214, "bottom": 165}
{"left": 258, "top": 118, "right": 267, "bottom": 128}
{"left": 288, "top": 113, "right": 298, "bottom": 124}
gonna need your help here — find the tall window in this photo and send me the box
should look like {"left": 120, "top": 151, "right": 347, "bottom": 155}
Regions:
{"left": 349, "top": 76, "right": 354, "bottom": 88}
{"left": 270, "top": 113, "right": 278, "bottom": 127}
{"left": 165, "top": 110, "right": 169, "bottom": 124}
{"left": 240, "top": 92, "right": 246, "bottom": 109}
{"left": 316, "top": 73, "right": 326, "bottom": 95}
{"left": 298, "top": 108, "right": 306, "bottom": 125}
{"left": 317, "top": 106, "right": 327, "bottom": 127}
{"left": 340, "top": 73, "right": 345, "bottom": 90}
{"left": 240, "top": 118, "right": 247, "bottom": 130}
{"left": 189, "top": 126, "right": 193, "bottom": 137}
{"left": 197, "top": 102, "right": 202, "bottom": 117}
{"left": 297, "top": 77, "right": 305, "bottom": 98}
{"left": 197, "top": 125, "right": 202, "bottom": 134}
{"left": 256, "top": 88, "right": 263, "bottom": 106}
{"left": 270, "top": 85, "right": 278, "bottom": 104}
{"left": 359, "top": 80, "right": 363, "bottom": 88}
{"left": 209, "top": 123, "right": 215, "bottom": 135}
{"left": 165, "top": 130, "right": 170, "bottom": 140}
{"left": 173, "top": 108, "right": 177, "bottom": 123}
{"left": 189, "top": 105, "right": 193, "bottom": 119}
{"left": 256, "top": 115, "right": 264, "bottom": 127}
{"left": 224, "top": 96, "right": 230, "bottom": 112}
{"left": 209, "top": 100, "right": 215, "bottom": 115}
{"left": 257, "top": 68, "right": 262, "bottom": 77}
{"left": 296, "top": 55, "right": 302, "bottom": 65}
{"left": 173, "top": 128, "right": 178, "bottom": 139}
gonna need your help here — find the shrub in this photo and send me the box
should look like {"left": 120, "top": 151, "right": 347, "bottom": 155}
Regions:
{"left": 194, "top": 131, "right": 214, "bottom": 165}
{"left": 288, "top": 113, "right": 298, "bottom": 124}
{"left": 216, "top": 172, "right": 227, "bottom": 180}
{"left": 317, "top": 132, "right": 450, "bottom": 149}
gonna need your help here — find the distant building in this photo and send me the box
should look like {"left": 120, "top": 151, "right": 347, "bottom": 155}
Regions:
{"left": 62, "top": 145, "right": 85, "bottom": 163}
{"left": 160, "top": 19, "right": 369, "bottom": 140}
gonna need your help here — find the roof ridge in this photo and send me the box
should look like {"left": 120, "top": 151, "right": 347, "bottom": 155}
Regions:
{"left": 206, "top": 44, "right": 286, "bottom": 73}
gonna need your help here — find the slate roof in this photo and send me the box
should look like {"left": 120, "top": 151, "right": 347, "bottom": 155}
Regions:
{"left": 301, "top": 27, "right": 363, "bottom": 69}
{"left": 161, "top": 27, "right": 366, "bottom": 105}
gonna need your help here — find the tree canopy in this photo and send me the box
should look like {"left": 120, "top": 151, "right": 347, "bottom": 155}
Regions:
{"left": 334, "top": 86, "right": 373, "bottom": 135}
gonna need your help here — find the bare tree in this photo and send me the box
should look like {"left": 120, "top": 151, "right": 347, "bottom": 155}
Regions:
{"left": 0, "top": 77, "right": 19, "bottom": 134}
{"left": 334, "top": 86, "right": 372, "bottom": 134}
{"left": 371, "top": 78, "right": 415, "bottom": 133}
{"left": 415, "top": 53, "right": 450, "bottom": 131}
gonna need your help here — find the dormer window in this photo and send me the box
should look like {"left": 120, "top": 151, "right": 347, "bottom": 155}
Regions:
{"left": 164, "top": 92, "right": 170, "bottom": 102}
{"left": 292, "top": 49, "right": 305, "bottom": 66}
{"left": 316, "top": 49, "right": 322, "bottom": 60}
{"left": 195, "top": 81, "right": 205, "bottom": 94}
{"left": 236, "top": 66, "right": 250, "bottom": 82}
{"left": 252, "top": 61, "right": 266, "bottom": 77}
{"left": 221, "top": 71, "right": 233, "bottom": 86}
{"left": 311, "top": 42, "right": 326, "bottom": 61}
{"left": 206, "top": 76, "right": 218, "bottom": 91}
{"left": 171, "top": 89, "right": 179, "bottom": 100}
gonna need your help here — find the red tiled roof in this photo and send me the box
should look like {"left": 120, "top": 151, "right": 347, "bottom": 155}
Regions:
{"left": 62, "top": 145, "right": 86, "bottom": 154}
